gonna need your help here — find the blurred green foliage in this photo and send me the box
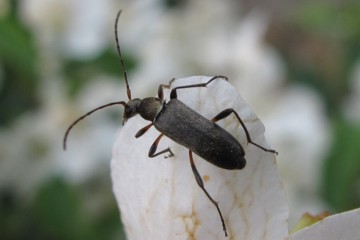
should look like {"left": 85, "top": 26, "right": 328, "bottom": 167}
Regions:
{"left": 0, "top": 12, "right": 40, "bottom": 127}
{"left": 296, "top": 2, "right": 360, "bottom": 40}
{"left": 162, "top": 0, "right": 189, "bottom": 9}
{"left": 0, "top": 178, "right": 125, "bottom": 240}
{"left": 62, "top": 49, "right": 137, "bottom": 98}
{"left": 294, "top": 1, "right": 360, "bottom": 212}
{"left": 322, "top": 119, "right": 360, "bottom": 212}
{"left": 267, "top": 0, "right": 360, "bottom": 213}
{"left": 269, "top": 1, "right": 360, "bottom": 113}
{"left": 297, "top": 1, "right": 360, "bottom": 104}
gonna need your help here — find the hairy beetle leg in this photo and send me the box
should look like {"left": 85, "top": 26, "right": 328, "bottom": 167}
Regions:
{"left": 189, "top": 150, "right": 228, "bottom": 237}
{"left": 212, "top": 108, "right": 278, "bottom": 155}
{"left": 169, "top": 75, "right": 228, "bottom": 99}
{"left": 148, "top": 133, "right": 174, "bottom": 158}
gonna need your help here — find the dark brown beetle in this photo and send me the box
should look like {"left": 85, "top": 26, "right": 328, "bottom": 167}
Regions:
{"left": 63, "top": 10, "right": 277, "bottom": 237}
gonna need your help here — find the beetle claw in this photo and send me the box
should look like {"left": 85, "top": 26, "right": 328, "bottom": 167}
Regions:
{"left": 164, "top": 148, "right": 174, "bottom": 158}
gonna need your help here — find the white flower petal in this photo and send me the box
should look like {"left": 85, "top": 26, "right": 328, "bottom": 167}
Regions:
{"left": 111, "top": 76, "right": 288, "bottom": 239}
{"left": 287, "top": 208, "right": 360, "bottom": 240}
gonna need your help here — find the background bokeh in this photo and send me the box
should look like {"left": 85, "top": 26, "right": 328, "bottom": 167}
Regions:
{"left": 1, "top": 0, "right": 360, "bottom": 239}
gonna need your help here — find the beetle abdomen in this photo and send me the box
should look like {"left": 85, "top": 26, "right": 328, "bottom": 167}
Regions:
{"left": 154, "top": 99, "right": 246, "bottom": 170}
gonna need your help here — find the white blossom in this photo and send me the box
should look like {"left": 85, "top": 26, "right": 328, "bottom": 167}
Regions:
{"left": 111, "top": 76, "right": 288, "bottom": 239}
{"left": 111, "top": 76, "right": 360, "bottom": 239}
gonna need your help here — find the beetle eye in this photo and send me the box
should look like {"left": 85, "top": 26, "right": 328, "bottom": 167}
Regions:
{"left": 123, "top": 104, "right": 137, "bottom": 122}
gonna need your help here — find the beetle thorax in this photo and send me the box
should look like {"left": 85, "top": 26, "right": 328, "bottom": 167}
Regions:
{"left": 137, "top": 97, "right": 163, "bottom": 122}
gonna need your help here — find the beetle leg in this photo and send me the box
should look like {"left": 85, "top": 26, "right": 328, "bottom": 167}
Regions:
{"left": 157, "top": 78, "right": 176, "bottom": 100}
{"left": 135, "top": 123, "right": 154, "bottom": 138}
{"left": 211, "top": 108, "right": 278, "bottom": 155}
{"left": 148, "top": 133, "right": 174, "bottom": 158}
{"left": 189, "top": 150, "right": 228, "bottom": 237}
{"left": 157, "top": 84, "right": 167, "bottom": 101}
{"left": 169, "top": 75, "right": 228, "bottom": 99}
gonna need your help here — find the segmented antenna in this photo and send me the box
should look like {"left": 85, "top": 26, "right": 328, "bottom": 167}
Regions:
{"left": 115, "top": 10, "right": 132, "bottom": 100}
{"left": 63, "top": 10, "right": 131, "bottom": 151}
{"left": 63, "top": 101, "right": 127, "bottom": 150}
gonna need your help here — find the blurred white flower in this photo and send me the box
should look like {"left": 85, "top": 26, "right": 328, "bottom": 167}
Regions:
{"left": 59, "top": 77, "right": 123, "bottom": 181}
{"left": 265, "top": 85, "right": 331, "bottom": 225}
{"left": 21, "top": 0, "right": 113, "bottom": 58}
{"left": 0, "top": 1, "right": 123, "bottom": 194}
{"left": 0, "top": 76, "right": 122, "bottom": 194}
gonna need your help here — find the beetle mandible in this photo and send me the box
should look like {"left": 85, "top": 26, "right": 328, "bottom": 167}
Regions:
{"left": 63, "top": 10, "right": 278, "bottom": 237}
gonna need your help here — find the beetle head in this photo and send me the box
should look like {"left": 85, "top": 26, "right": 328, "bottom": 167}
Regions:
{"left": 123, "top": 98, "right": 141, "bottom": 125}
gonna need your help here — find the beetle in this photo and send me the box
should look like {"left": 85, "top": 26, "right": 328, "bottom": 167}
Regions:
{"left": 63, "top": 10, "right": 277, "bottom": 237}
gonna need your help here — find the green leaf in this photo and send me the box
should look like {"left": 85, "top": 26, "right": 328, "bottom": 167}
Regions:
{"left": 322, "top": 119, "right": 360, "bottom": 211}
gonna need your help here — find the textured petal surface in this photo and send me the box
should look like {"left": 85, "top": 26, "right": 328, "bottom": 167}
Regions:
{"left": 287, "top": 208, "right": 360, "bottom": 240}
{"left": 111, "top": 76, "right": 288, "bottom": 239}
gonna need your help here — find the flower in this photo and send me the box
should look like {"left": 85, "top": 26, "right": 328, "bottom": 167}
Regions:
{"left": 111, "top": 76, "right": 288, "bottom": 239}
{"left": 287, "top": 209, "right": 360, "bottom": 240}
{"left": 111, "top": 76, "right": 360, "bottom": 239}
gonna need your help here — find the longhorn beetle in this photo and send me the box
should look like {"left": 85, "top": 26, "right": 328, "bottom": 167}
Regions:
{"left": 63, "top": 10, "right": 278, "bottom": 237}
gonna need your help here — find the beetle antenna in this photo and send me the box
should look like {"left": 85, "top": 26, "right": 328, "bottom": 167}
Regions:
{"left": 63, "top": 101, "right": 127, "bottom": 150}
{"left": 115, "top": 10, "right": 132, "bottom": 100}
